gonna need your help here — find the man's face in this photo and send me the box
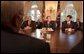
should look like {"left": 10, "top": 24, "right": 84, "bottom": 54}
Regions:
{"left": 66, "top": 17, "right": 71, "bottom": 21}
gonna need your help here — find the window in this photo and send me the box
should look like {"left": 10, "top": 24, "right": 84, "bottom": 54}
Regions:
{"left": 61, "top": 1, "right": 77, "bottom": 22}
{"left": 28, "top": 1, "right": 41, "bottom": 22}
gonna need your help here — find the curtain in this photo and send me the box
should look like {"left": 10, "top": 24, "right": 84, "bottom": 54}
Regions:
{"left": 73, "top": 1, "right": 82, "bottom": 20}
{"left": 1, "top": 1, "right": 10, "bottom": 22}
{"left": 37, "top": 1, "right": 43, "bottom": 13}
{"left": 60, "top": 1, "right": 67, "bottom": 28}
{"left": 37, "top": 1, "right": 43, "bottom": 22}
{"left": 60, "top": 1, "right": 67, "bottom": 12}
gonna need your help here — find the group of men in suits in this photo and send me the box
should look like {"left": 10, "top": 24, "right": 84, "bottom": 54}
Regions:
{"left": 21, "top": 15, "right": 81, "bottom": 33}
{"left": 21, "top": 16, "right": 56, "bottom": 31}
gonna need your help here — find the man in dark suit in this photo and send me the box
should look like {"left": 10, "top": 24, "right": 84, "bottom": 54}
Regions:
{"left": 62, "top": 15, "right": 77, "bottom": 33}
{"left": 1, "top": 2, "right": 50, "bottom": 53}
{"left": 36, "top": 19, "right": 43, "bottom": 29}
{"left": 43, "top": 16, "right": 56, "bottom": 31}
{"left": 1, "top": 23, "right": 50, "bottom": 53}
{"left": 76, "top": 19, "right": 82, "bottom": 30}
{"left": 21, "top": 16, "right": 36, "bottom": 30}
{"left": 1, "top": 14, "right": 50, "bottom": 53}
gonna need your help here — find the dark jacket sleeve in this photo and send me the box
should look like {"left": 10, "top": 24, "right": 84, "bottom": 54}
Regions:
{"left": 50, "top": 21, "right": 56, "bottom": 30}
{"left": 1, "top": 30, "right": 50, "bottom": 53}
{"left": 42, "top": 21, "right": 55, "bottom": 30}
{"left": 62, "top": 21, "right": 66, "bottom": 32}
{"left": 42, "top": 21, "right": 47, "bottom": 27}
{"left": 72, "top": 22, "right": 78, "bottom": 31}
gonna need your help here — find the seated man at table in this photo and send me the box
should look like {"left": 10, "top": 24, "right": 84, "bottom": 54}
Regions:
{"left": 21, "top": 16, "right": 32, "bottom": 29}
{"left": 62, "top": 15, "right": 77, "bottom": 33}
{"left": 42, "top": 16, "right": 55, "bottom": 31}
{"left": 76, "top": 19, "right": 82, "bottom": 30}
{"left": 36, "top": 19, "right": 43, "bottom": 29}
{"left": 21, "top": 16, "right": 36, "bottom": 30}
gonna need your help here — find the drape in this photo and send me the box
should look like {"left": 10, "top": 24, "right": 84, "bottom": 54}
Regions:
{"left": 73, "top": 1, "right": 83, "bottom": 20}
{"left": 60, "top": 1, "right": 67, "bottom": 13}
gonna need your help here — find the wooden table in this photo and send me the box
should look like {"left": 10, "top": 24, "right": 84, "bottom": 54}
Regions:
{"left": 18, "top": 29, "right": 83, "bottom": 53}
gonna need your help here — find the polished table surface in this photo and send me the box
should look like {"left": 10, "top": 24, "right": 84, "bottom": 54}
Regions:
{"left": 19, "top": 29, "right": 83, "bottom": 53}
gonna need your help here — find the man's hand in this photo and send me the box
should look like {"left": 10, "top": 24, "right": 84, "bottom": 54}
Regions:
{"left": 24, "top": 26, "right": 31, "bottom": 30}
{"left": 47, "top": 28, "right": 54, "bottom": 31}
{"left": 42, "top": 27, "right": 47, "bottom": 33}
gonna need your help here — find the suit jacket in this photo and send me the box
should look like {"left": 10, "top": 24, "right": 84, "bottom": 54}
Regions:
{"left": 21, "top": 21, "right": 36, "bottom": 30}
{"left": 36, "top": 22, "right": 43, "bottom": 29}
{"left": 76, "top": 21, "right": 82, "bottom": 30}
{"left": 1, "top": 25, "right": 50, "bottom": 53}
{"left": 62, "top": 21, "right": 77, "bottom": 32}
{"left": 21, "top": 20, "right": 31, "bottom": 29}
{"left": 42, "top": 21, "right": 55, "bottom": 30}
